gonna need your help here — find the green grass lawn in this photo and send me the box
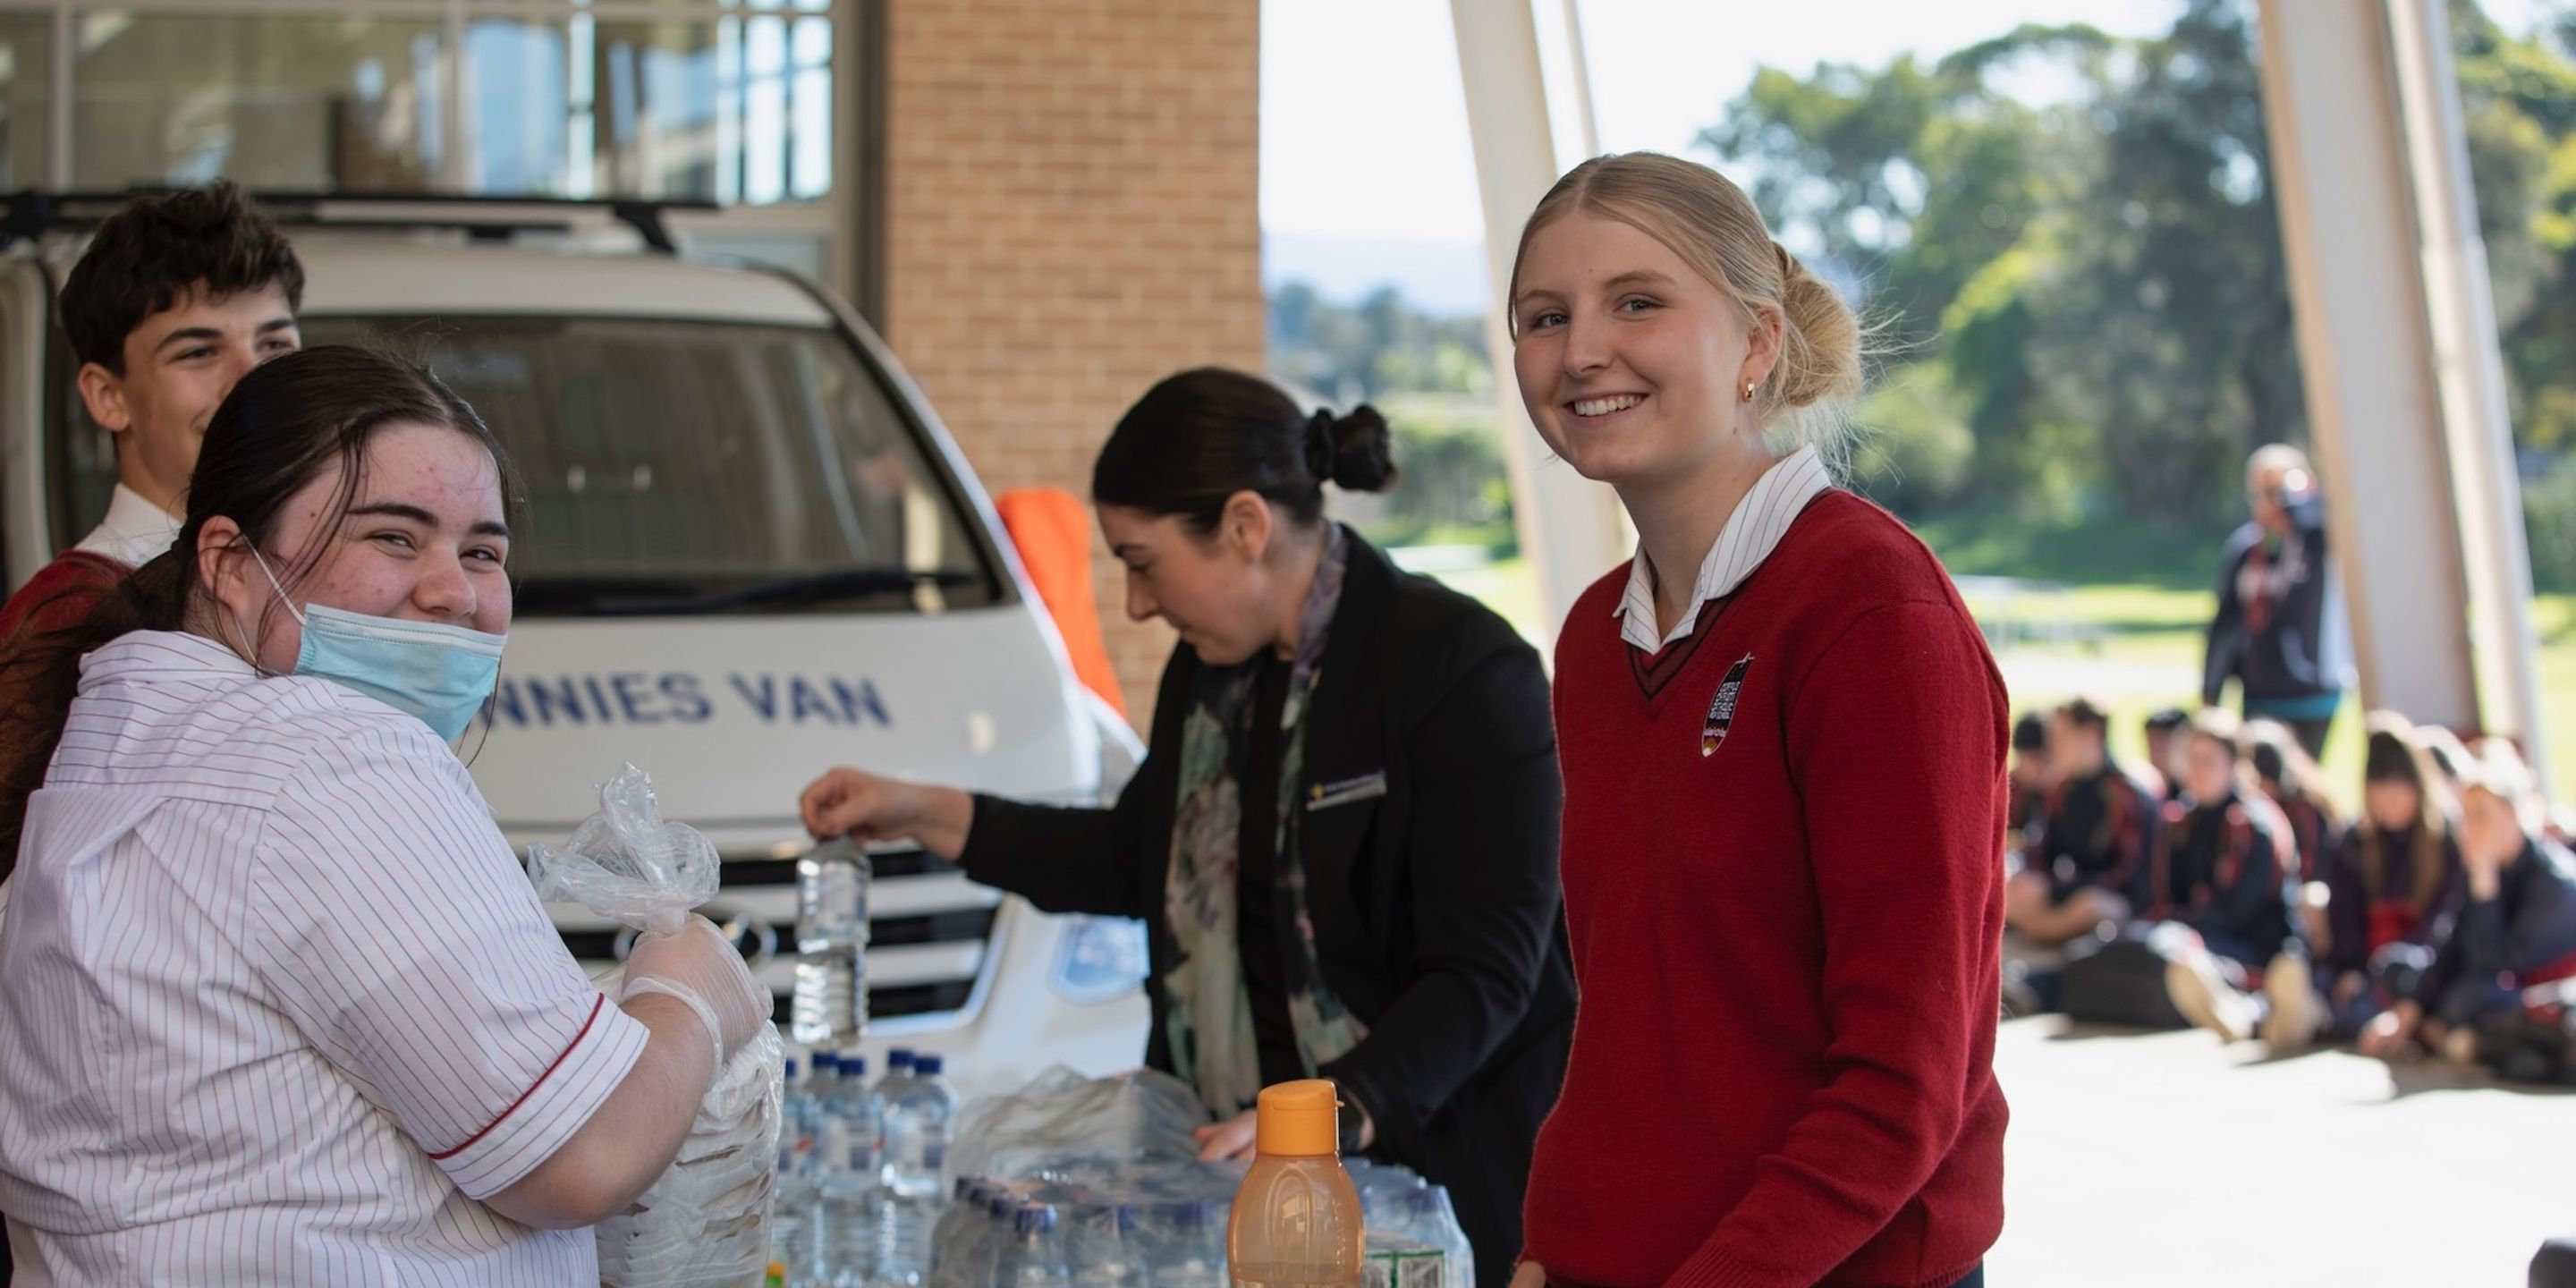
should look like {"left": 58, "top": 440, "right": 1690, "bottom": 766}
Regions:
{"left": 1416, "top": 551, "right": 2575, "bottom": 808}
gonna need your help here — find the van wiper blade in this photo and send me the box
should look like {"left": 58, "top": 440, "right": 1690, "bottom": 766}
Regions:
{"left": 513, "top": 576, "right": 708, "bottom": 614}
{"left": 533, "top": 569, "right": 984, "bottom": 618}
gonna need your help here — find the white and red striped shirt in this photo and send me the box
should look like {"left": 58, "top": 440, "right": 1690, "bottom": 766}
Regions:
{"left": 0, "top": 630, "right": 648, "bottom": 1284}
{"left": 1616, "top": 445, "right": 1833, "bottom": 651}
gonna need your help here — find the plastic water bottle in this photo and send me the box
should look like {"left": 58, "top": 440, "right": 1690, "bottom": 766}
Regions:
{"left": 773, "top": 1057, "right": 811, "bottom": 1274}
{"left": 884, "top": 1055, "right": 958, "bottom": 1199}
{"left": 818, "top": 1054, "right": 886, "bottom": 1284}
{"left": 997, "top": 1204, "right": 1072, "bottom": 1288}
{"left": 835, "top": 1055, "right": 886, "bottom": 1189}
{"left": 1379, "top": 1187, "right": 1473, "bottom": 1288}
{"left": 875, "top": 1054, "right": 957, "bottom": 1286}
{"left": 1068, "top": 1201, "right": 1140, "bottom": 1288}
{"left": 1143, "top": 1200, "right": 1225, "bottom": 1288}
{"left": 792, "top": 837, "right": 872, "bottom": 1046}
{"left": 877, "top": 1047, "right": 919, "bottom": 1112}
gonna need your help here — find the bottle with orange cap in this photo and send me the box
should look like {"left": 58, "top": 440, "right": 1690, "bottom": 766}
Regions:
{"left": 1227, "top": 1079, "right": 1365, "bottom": 1288}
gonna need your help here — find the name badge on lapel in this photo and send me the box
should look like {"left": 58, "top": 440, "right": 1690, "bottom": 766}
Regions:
{"left": 1307, "top": 771, "right": 1389, "bottom": 811}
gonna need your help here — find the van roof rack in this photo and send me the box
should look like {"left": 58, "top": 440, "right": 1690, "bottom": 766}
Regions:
{"left": 0, "top": 190, "right": 719, "bottom": 253}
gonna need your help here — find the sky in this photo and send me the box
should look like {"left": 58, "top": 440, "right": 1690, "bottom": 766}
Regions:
{"left": 1260, "top": 0, "right": 2555, "bottom": 307}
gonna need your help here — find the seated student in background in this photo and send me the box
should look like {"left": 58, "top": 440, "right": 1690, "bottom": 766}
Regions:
{"left": 2143, "top": 706, "right": 2190, "bottom": 800}
{"left": 2241, "top": 717, "right": 2342, "bottom": 884}
{"left": 2362, "top": 744, "right": 2576, "bottom": 1065}
{"left": 2263, "top": 715, "right": 2460, "bottom": 1055}
{"left": 2007, "top": 711, "right": 2052, "bottom": 851}
{"left": 0, "top": 183, "right": 301, "bottom": 638}
{"left": 2006, "top": 697, "right": 2160, "bottom": 946}
{"left": 2241, "top": 716, "right": 2343, "bottom": 959}
{"left": 2145, "top": 710, "right": 2304, "bottom": 1044}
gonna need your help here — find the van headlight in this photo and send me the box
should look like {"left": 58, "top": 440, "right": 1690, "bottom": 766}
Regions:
{"left": 1051, "top": 915, "right": 1148, "bottom": 1004}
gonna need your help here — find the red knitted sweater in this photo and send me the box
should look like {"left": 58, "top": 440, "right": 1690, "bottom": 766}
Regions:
{"left": 0, "top": 550, "right": 126, "bottom": 643}
{"left": 1523, "top": 491, "right": 2009, "bottom": 1288}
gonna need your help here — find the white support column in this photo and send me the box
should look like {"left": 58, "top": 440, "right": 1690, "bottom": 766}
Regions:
{"left": 2256, "top": 0, "right": 2550, "bottom": 770}
{"left": 2254, "top": 0, "right": 2481, "bottom": 731}
{"left": 1449, "top": 0, "right": 1629, "bottom": 649}
{"left": 2383, "top": 0, "right": 2550, "bottom": 781}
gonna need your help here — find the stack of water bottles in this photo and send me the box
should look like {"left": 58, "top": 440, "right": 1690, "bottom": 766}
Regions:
{"left": 1350, "top": 1163, "right": 1476, "bottom": 1288}
{"left": 773, "top": 1046, "right": 962, "bottom": 1287}
{"left": 927, "top": 1163, "right": 1241, "bottom": 1288}
{"left": 919, "top": 1069, "right": 1473, "bottom": 1288}
{"left": 772, "top": 833, "right": 967, "bottom": 1288}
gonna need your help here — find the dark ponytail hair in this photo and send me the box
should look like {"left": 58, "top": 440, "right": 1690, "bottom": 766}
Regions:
{"left": 0, "top": 345, "right": 518, "bottom": 874}
{"left": 1090, "top": 368, "right": 1396, "bottom": 534}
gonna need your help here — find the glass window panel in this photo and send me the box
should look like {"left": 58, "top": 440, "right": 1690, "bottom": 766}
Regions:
{"left": 461, "top": 15, "right": 828, "bottom": 204}
{"left": 464, "top": 18, "right": 569, "bottom": 194}
{"left": 0, "top": 13, "right": 48, "bottom": 189}
{"left": 72, "top": 13, "right": 443, "bottom": 191}
{"left": 791, "top": 17, "right": 830, "bottom": 199}
{"left": 741, "top": 17, "right": 786, "bottom": 203}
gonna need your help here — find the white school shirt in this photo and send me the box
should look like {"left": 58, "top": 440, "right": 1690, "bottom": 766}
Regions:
{"left": 1615, "top": 445, "right": 1835, "bottom": 651}
{"left": 0, "top": 630, "right": 648, "bottom": 1284}
{"left": 70, "top": 482, "right": 183, "bottom": 568}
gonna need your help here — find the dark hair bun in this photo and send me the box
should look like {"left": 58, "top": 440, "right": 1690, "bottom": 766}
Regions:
{"left": 1320, "top": 404, "right": 1397, "bottom": 494}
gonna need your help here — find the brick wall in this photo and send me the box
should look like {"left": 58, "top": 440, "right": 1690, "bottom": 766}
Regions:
{"left": 881, "top": 0, "right": 1266, "bottom": 732}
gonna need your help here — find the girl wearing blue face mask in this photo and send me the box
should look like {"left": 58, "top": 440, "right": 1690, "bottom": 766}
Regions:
{"left": 0, "top": 346, "right": 770, "bottom": 1282}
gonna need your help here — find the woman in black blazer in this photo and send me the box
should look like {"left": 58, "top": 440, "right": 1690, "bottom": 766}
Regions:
{"left": 799, "top": 368, "right": 1572, "bottom": 1284}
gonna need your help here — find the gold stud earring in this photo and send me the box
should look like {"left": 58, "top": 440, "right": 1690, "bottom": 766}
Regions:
{"left": 1741, "top": 379, "right": 1758, "bottom": 403}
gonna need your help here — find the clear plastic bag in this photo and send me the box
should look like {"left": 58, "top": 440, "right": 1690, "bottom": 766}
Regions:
{"left": 527, "top": 763, "right": 721, "bottom": 936}
{"left": 528, "top": 763, "right": 781, "bottom": 1288}
{"left": 945, "top": 1064, "right": 1208, "bottom": 1186}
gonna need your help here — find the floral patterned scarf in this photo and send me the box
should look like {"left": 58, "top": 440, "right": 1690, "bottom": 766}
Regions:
{"left": 1162, "top": 528, "right": 1370, "bottom": 1116}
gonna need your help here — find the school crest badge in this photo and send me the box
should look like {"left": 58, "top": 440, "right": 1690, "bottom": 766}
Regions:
{"left": 1702, "top": 653, "right": 1755, "bottom": 757}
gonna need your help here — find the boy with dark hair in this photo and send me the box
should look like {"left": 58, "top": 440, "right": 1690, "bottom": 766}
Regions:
{"left": 2142, "top": 706, "right": 2190, "bottom": 801}
{"left": 2007, "top": 711, "right": 2052, "bottom": 847}
{"left": 2007, "top": 696, "right": 2164, "bottom": 946}
{"left": 0, "top": 183, "right": 302, "bottom": 638}
{"left": 2149, "top": 709, "right": 2304, "bottom": 1042}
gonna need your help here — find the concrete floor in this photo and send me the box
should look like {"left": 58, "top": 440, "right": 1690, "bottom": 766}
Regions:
{"left": 1986, "top": 1016, "right": 2573, "bottom": 1285}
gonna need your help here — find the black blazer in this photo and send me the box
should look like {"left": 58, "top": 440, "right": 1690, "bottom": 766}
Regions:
{"left": 960, "top": 533, "right": 1572, "bottom": 1287}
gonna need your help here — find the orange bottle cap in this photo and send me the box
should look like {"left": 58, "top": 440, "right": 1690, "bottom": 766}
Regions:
{"left": 1253, "top": 1078, "right": 1342, "bottom": 1157}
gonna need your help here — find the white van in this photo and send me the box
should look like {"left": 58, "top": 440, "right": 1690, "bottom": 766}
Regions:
{"left": 0, "top": 199, "right": 1151, "bottom": 1099}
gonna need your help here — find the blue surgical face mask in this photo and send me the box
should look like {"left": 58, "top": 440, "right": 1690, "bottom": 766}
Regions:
{"left": 250, "top": 548, "right": 507, "bottom": 741}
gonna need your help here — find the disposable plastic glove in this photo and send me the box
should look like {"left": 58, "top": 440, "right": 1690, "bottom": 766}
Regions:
{"left": 621, "top": 914, "right": 770, "bottom": 1066}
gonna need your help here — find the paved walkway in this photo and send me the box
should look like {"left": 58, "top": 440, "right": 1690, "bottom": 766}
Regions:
{"left": 1987, "top": 1016, "right": 2572, "bottom": 1285}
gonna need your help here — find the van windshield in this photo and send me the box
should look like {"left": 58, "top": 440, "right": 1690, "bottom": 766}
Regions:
{"left": 61, "top": 314, "right": 1005, "bottom": 616}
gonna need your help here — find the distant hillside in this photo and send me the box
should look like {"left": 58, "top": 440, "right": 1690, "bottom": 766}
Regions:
{"left": 1260, "top": 233, "right": 1491, "bottom": 317}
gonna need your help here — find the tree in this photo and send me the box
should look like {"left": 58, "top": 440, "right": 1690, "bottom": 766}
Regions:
{"left": 1703, "top": 0, "right": 2301, "bottom": 527}
{"left": 1705, "top": 0, "right": 2576, "bottom": 540}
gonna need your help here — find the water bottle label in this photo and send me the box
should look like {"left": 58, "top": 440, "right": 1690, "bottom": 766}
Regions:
{"left": 819, "top": 1122, "right": 853, "bottom": 1176}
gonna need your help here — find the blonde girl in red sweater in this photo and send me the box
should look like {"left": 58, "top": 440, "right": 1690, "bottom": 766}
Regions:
{"left": 1507, "top": 152, "right": 2008, "bottom": 1288}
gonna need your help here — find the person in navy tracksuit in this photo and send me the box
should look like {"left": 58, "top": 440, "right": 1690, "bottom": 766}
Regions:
{"left": 2140, "top": 710, "right": 2304, "bottom": 1042}
{"left": 2202, "top": 445, "right": 2344, "bottom": 758}
{"left": 2362, "top": 748, "right": 2576, "bottom": 1063}
{"left": 2008, "top": 698, "right": 2161, "bottom": 948}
